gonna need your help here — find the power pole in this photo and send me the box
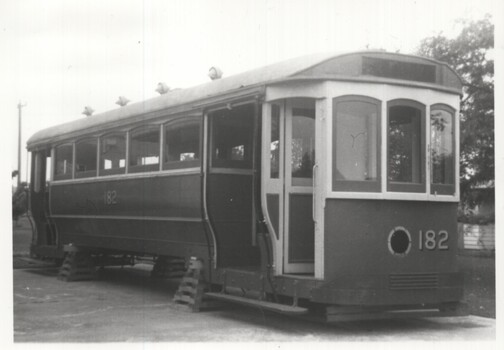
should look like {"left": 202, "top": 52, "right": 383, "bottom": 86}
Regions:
{"left": 17, "top": 101, "right": 27, "bottom": 188}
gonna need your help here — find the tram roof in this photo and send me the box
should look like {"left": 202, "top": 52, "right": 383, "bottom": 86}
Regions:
{"left": 27, "top": 51, "right": 462, "bottom": 149}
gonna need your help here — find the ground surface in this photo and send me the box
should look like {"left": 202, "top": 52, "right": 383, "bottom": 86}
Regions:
{"left": 12, "top": 217, "right": 497, "bottom": 342}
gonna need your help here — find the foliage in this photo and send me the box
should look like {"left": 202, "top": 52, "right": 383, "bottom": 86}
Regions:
{"left": 12, "top": 182, "right": 28, "bottom": 221}
{"left": 416, "top": 15, "right": 494, "bottom": 207}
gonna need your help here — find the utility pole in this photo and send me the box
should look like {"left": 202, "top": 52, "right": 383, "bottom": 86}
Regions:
{"left": 17, "top": 101, "right": 27, "bottom": 188}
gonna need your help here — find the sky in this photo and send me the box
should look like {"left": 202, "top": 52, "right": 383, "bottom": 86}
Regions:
{"left": 1, "top": 0, "right": 500, "bottom": 184}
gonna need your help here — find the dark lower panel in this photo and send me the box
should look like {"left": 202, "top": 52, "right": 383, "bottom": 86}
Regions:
{"left": 288, "top": 194, "right": 314, "bottom": 263}
{"left": 323, "top": 199, "right": 459, "bottom": 279}
{"left": 54, "top": 218, "right": 210, "bottom": 259}
{"left": 207, "top": 174, "right": 260, "bottom": 267}
{"left": 51, "top": 173, "right": 202, "bottom": 218}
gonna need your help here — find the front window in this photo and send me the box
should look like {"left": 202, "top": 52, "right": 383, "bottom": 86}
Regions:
{"left": 333, "top": 96, "right": 381, "bottom": 192}
{"left": 387, "top": 100, "right": 425, "bottom": 193}
{"left": 430, "top": 104, "right": 455, "bottom": 195}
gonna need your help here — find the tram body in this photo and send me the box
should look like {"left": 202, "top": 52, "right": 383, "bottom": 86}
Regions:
{"left": 27, "top": 51, "right": 465, "bottom": 320}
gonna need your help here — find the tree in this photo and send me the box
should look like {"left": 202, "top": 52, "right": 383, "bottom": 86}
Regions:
{"left": 416, "top": 15, "right": 494, "bottom": 208}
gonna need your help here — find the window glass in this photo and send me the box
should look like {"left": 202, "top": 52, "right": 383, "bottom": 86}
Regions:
{"left": 431, "top": 106, "right": 455, "bottom": 194}
{"left": 211, "top": 104, "right": 254, "bottom": 169}
{"left": 75, "top": 139, "right": 97, "bottom": 178}
{"left": 387, "top": 101, "right": 425, "bottom": 192}
{"left": 333, "top": 96, "right": 380, "bottom": 191}
{"left": 54, "top": 144, "right": 73, "bottom": 180}
{"left": 129, "top": 127, "right": 160, "bottom": 173}
{"left": 270, "top": 104, "right": 280, "bottom": 178}
{"left": 291, "top": 108, "right": 315, "bottom": 185}
{"left": 164, "top": 119, "right": 201, "bottom": 169}
{"left": 100, "top": 133, "right": 126, "bottom": 175}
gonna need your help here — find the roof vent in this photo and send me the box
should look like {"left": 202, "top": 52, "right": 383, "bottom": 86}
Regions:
{"left": 115, "top": 96, "right": 130, "bottom": 107}
{"left": 82, "top": 106, "right": 94, "bottom": 117}
{"left": 156, "top": 82, "right": 170, "bottom": 95}
{"left": 208, "top": 66, "right": 223, "bottom": 80}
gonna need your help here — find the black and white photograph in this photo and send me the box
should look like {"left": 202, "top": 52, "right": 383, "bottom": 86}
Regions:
{"left": 2, "top": 0, "right": 500, "bottom": 345}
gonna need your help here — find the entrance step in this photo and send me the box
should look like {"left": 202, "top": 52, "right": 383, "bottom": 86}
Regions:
{"left": 205, "top": 292, "right": 308, "bottom": 315}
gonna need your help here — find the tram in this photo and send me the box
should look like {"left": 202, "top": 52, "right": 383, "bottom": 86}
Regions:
{"left": 27, "top": 51, "right": 466, "bottom": 320}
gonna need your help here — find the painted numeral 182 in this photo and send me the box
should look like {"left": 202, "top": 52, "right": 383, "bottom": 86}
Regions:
{"left": 103, "top": 190, "right": 118, "bottom": 205}
{"left": 419, "top": 230, "right": 449, "bottom": 250}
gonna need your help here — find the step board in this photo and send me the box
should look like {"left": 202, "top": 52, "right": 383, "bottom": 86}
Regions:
{"left": 205, "top": 292, "right": 308, "bottom": 315}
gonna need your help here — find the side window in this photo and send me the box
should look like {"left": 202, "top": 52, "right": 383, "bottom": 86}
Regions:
{"left": 54, "top": 144, "right": 73, "bottom": 180}
{"left": 430, "top": 104, "right": 455, "bottom": 195}
{"left": 333, "top": 96, "right": 381, "bottom": 192}
{"left": 163, "top": 118, "right": 201, "bottom": 170}
{"left": 387, "top": 100, "right": 426, "bottom": 193}
{"left": 210, "top": 104, "right": 254, "bottom": 169}
{"left": 129, "top": 126, "right": 160, "bottom": 173}
{"left": 75, "top": 138, "right": 98, "bottom": 178}
{"left": 100, "top": 133, "right": 126, "bottom": 176}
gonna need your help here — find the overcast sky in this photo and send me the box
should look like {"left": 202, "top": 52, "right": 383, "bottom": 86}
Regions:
{"left": 1, "top": 0, "right": 500, "bottom": 183}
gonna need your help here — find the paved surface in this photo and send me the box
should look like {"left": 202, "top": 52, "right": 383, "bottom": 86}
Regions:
{"left": 13, "top": 264, "right": 496, "bottom": 343}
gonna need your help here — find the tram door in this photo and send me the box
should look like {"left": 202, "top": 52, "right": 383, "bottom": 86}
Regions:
{"left": 264, "top": 98, "right": 316, "bottom": 274}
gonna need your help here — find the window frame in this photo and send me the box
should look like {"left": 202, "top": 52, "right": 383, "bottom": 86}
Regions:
{"left": 430, "top": 103, "right": 456, "bottom": 195}
{"left": 128, "top": 124, "right": 161, "bottom": 174}
{"left": 163, "top": 117, "right": 202, "bottom": 170}
{"left": 386, "top": 99, "right": 426, "bottom": 193}
{"left": 99, "top": 132, "right": 127, "bottom": 176}
{"left": 332, "top": 95, "right": 382, "bottom": 192}
{"left": 74, "top": 137, "right": 98, "bottom": 179}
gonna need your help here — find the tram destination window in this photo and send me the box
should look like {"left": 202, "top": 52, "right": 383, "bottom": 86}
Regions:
{"left": 210, "top": 104, "right": 254, "bottom": 169}
{"left": 332, "top": 96, "right": 381, "bottom": 192}
{"left": 129, "top": 126, "right": 160, "bottom": 173}
{"left": 54, "top": 144, "right": 73, "bottom": 180}
{"left": 75, "top": 138, "right": 97, "bottom": 178}
{"left": 387, "top": 100, "right": 425, "bottom": 193}
{"left": 362, "top": 57, "right": 436, "bottom": 83}
{"left": 100, "top": 133, "right": 126, "bottom": 176}
{"left": 164, "top": 119, "right": 201, "bottom": 170}
{"left": 430, "top": 105, "right": 455, "bottom": 195}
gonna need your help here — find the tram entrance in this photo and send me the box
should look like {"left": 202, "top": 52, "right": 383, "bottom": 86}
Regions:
{"left": 263, "top": 98, "right": 317, "bottom": 275}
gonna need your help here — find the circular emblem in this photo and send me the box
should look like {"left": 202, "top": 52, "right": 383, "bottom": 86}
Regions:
{"left": 388, "top": 226, "right": 412, "bottom": 257}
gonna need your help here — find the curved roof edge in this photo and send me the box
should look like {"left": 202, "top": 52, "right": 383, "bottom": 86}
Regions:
{"left": 27, "top": 51, "right": 462, "bottom": 149}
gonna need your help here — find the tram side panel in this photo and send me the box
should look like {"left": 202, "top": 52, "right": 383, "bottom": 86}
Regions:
{"left": 316, "top": 199, "right": 463, "bottom": 306}
{"left": 49, "top": 173, "right": 211, "bottom": 259}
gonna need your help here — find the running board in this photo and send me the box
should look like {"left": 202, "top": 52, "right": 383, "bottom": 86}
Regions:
{"left": 205, "top": 292, "right": 308, "bottom": 315}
